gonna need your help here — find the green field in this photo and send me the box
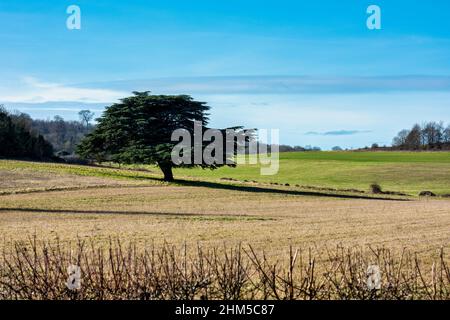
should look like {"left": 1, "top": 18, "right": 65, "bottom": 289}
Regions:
{"left": 174, "top": 151, "right": 450, "bottom": 196}
{"left": 1, "top": 151, "right": 450, "bottom": 196}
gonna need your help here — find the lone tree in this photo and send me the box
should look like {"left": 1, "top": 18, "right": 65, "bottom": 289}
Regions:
{"left": 76, "top": 92, "right": 247, "bottom": 181}
{"left": 78, "top": 110, "right": 95, "bottom": 128}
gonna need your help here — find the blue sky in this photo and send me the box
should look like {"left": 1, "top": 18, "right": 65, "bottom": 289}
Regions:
{"left": 1, "top": 0, "right": 450, "bottom": 149}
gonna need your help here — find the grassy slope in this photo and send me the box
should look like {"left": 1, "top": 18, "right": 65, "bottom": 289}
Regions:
{"left": 0, "top": 160, "right": 161, "bottom": 181}
{"left": 174, "top": 152, "right": 450, "bottom": 195}
{"left": 2, "top": 151, "right": 450, "bottom": 195}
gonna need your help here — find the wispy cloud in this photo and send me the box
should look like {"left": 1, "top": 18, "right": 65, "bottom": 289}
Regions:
{"left": 79, "top": 75, "right": 450, "bottom": 95}
{"left": 3, "top": 75, "right": 450, "bottom": 105}
{"left": 305, "top": 130, "right": 371, "bottom": 136}
{"left": 0, "top": 77, "right": 128, "bottom": 103}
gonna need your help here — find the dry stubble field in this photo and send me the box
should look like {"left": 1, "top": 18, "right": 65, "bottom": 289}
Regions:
{"left": 0, "top": 160, "right": 449, "bottom": 263}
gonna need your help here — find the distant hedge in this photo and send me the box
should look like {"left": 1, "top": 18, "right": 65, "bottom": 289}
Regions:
{"left": 0, "top": 107, "right": 53, "bottom": 160}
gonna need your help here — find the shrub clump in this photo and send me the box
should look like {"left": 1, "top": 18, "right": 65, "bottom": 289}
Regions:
{"left": 370, "top": 183, "right": 383, "bottom": 194}
{"left": 419, "top": 191, "right": 437, "bottom": 197}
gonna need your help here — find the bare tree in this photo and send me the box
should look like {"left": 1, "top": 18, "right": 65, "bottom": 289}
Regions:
{"left": 78, "top": 110, "right": 95, "bottom": 128}
{"left": 422, "top": 121, "right": 444, "bottom": 146}
{"left": 392, "top": 129, "right": 409, "bottom": 147}
{"left": 405, "top": 124, "right": 422, "bottom": 149}
{"left": 392, "top": 121, "right": 450, "bottom": 149}
{"left": 444, "top": 125, "right": 450, "bottom": 143}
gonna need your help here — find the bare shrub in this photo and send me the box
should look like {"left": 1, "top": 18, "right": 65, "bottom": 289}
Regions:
{"left": 0, "top": 237, "right": 448, "bottom": 300}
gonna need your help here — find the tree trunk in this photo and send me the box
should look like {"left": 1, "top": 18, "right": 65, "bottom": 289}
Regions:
{"left": 159, "top": 163, "right": 174, "bottom": 182}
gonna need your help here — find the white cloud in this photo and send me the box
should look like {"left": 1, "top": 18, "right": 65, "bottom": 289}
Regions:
{"left": 0, "top": 77, "right": 128, "bottom": 103}
{"left": 79, "top": 75, "right": 450, "bottom": 95}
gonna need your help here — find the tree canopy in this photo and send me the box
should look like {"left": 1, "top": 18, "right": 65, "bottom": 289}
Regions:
{"left": 392, "top": 121, "right": 450, "bottom": 150}
{"left": 76, "top": 92, "right": 245, "bottom": 181}
{"left": 0, "top": 106, "right": 53, "bottom": 159}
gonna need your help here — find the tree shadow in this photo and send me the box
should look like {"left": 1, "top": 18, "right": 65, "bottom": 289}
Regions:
{"left": 78, "top": 164, "right": 409, "bottom": 201}
{"left": 172, "top": 179, "right": 410, "bottom": 201}
{"left": 0, "top": 207, "right": 256, "bottom": 218}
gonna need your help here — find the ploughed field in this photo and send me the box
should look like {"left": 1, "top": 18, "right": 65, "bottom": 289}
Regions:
{"left": 0, "top": 157, "right": 449, "bottom": 263}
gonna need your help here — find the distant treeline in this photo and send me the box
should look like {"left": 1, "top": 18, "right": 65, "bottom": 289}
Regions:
{"left": 6, "top": 111, "right": 94, "bottom": 156}
{"left": 244, "top": 144, "right": 321, "bottom": 154}
{"left": 30, "top": 115, "right": 93, "bottom": 155}
{"left": 2, "top": 104, "right": 450, "bottom": 159}
{"left": 0, "top": 106, "right": 95, "bottom": 161}
{"left": 392, "top": 121, "right": 450, "bottom": 150}
{"left": 0, "top": 106, "right": 53, "bottom": 159}
{"left": 279, "top": 144, "right": 321, "bottom": 152}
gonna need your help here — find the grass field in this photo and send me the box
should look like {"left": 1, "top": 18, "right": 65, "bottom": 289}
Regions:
{"left": 2, "top": 151, "right": 450, "bottom": 196}
{"left": 0, "top": 154, "right": 449, "bottom": 264}
{"left": 174, "top": 151, "right": 450, "bottom": 196}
